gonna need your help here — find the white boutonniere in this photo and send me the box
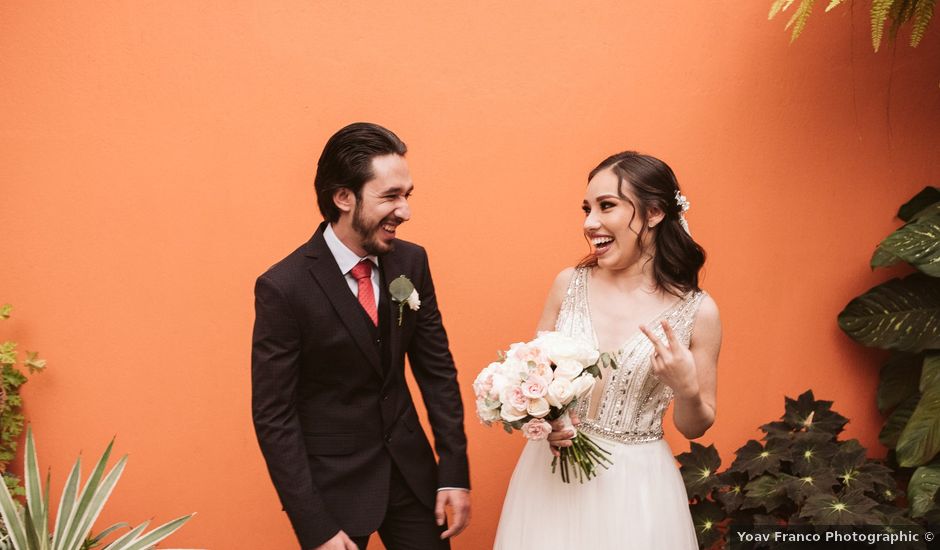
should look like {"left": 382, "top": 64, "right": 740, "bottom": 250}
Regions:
{"left": 389, "top": 275, "right": 420, "bottom": 326}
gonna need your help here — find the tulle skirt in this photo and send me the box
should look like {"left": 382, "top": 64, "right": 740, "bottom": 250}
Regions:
{"left": 493, "top": 436, "right": 698, "bottom": 550}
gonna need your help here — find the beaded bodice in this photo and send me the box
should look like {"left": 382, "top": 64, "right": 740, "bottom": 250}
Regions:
{"left": 555, "top": 267, "right": 705, "bottom": 444}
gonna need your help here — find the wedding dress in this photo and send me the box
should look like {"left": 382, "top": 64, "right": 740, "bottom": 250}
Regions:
{"left": 494, "top": 267, "right": 705, "bottom": 549}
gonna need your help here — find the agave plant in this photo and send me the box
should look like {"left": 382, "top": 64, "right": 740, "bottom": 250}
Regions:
{"left": 837, "top": 186, "right": 940, "bottom": 519}
{"left": 0, "top": 428, "right": 192, "bottom": 550}
{"left": 677, "top": 391, "right": 911, "bottom": 549}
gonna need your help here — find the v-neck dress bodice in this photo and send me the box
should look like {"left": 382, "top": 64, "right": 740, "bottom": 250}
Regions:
{"left": 494, "top": 267, "right": 706, "bottom": 550}
{"left": 556, "top": 266, "right": 706, "bottom": 444}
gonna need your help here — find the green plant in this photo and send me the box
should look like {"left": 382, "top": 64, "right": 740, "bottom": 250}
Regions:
{"left": 0, "top": 428, "right": 192, "bottom": 550}
{"left": 837, "top": 186, "right": 940, "bottom": 519}
{"left": 0, "top": 305, "right": 46, "bottom": 497}
{"left": 769, "top": 0, "right": 936, "bottom": 50}
{"left": 678, "top": 390, "right": 910, "bottom": 549}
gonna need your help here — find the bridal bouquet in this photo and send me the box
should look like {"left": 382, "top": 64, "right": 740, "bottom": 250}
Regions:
{"left": 473, "top": 331, "right": 616, "bottom": 483}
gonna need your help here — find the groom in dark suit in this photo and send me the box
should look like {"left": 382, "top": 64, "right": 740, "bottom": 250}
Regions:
{"left": 252, "top": 123, "right": 471, "bottom": 550}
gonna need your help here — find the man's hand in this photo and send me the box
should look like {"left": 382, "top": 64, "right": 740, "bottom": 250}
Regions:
{"left": 546, "top": 408, "right": 580, "bottom": 457}
{"left": 312, "top": 530, "right": 358, "bottom": 550}
{"left": 435, "top": 489, "right": 471, "bottom": 539}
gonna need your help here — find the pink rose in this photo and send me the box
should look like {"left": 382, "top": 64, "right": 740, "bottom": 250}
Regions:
{"left": 521, "top": 376, "right": 548, "bottom": 399}
{"left": 503, "top": 385, "right": 529, "bottom": 411}
{"left": 521, "top": 418, "right": 553, "bottom": 441}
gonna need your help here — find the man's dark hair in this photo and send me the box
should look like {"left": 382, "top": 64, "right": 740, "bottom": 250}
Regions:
{"left": 314, "top": 122, "right": 408, "bottom": 222}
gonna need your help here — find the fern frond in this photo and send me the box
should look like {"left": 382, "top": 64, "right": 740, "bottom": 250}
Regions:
{"left": 770, "top": 0, "right": 797, "bottom": 20}
{"left": 872, "top": 0, "right": 897, "bottom": 51}
{"left": 911, "top": 0, "right": 936, "bottom": 46}
{"left": 787, "top": 0, "right": 817, "bottom": 41}
{"left": 889, "top": 0, "right": 915, "bottom": 41}
{"left": 826, "top": 0, "right": 845, "bottom": 12}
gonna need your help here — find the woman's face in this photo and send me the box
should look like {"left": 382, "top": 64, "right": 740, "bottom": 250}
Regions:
{"left": 582, "top": 169, "right": 650, "bottom": 270}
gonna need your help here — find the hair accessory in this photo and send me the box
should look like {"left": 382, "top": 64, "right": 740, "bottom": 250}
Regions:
{"left": 675, "top": 190, "right": 692, "bottom": 235}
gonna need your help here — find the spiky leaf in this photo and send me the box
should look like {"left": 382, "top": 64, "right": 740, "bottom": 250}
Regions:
{"left": 788, "top": 432, "right": 840, "bottom": 476}
{"left": 908, "top": 461, "right": 940, "bottom": 517}
{"left": 786, "top": 0, "right": 817, "bottom": 42}
{"left": 718, "top": 470, "right": 749, "bottom": 511}
{"left": 800, "top": 491, "right": 880, "bottom": 524}
{"left": 825, "top": 0, "right": 844, "bottom": 11}
{"left": 689, "top": 499, "right": 724, "bottom": 547}
{"left": 677, "top": 442, "right": 722, "bottom": 499}
{"left": 769, "top": 0, "right": 798, "bottom": 19}
{"left": 742, "top": 473, "right": 795, "bottom": 513}
{"left": 785, "top": 470, "right": 840, "bottom": 503}
{"left": 762, "top": 390, "right": 848, "bottom": 436}
{"left": 731, "top": 439, "right": 787, "bottom": 477}
{"left": 911, "top": 0, "right": 936, "bottom": 46}
{"left": 838, "top": 274, "right": 940, "bottom": 352}
{"left": 872, "top": 0, "right": 897, "bottom": 51}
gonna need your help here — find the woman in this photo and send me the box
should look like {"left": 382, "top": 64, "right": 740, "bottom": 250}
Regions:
{"left": 494, "top": 151, "right": 722, "bottom": 549}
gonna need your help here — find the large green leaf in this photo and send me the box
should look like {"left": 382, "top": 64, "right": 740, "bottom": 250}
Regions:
{"left": 908, "top": 461, "right": 940, "bottom": 518}
{"left": 872, "top": 207, "right": 940, "bottom": 276}
{"left": 730, "top": 439, "right": 787, "bottom": 477}
{"left": 742, "top": 473, "right": 795, "bottom": 513}
{"left": 898, "top": 186, "right": 940, "bottom": 222}
{"left": 880, "top": 393, "right": 920, "bottom": 447}
{"left": 920, "top": 352, "right": 940, "bottom": 391}
{"left": 761, "top": 390, "right": 847, "bottom": 436}
{"left": 897, "top": 376, "right": 940, "bottom": 467}
{"left": 877, "top": 352, "right": 923, "bottom": 413}
{"left": 838, "top": 274, "right": 940, "bottom": 352}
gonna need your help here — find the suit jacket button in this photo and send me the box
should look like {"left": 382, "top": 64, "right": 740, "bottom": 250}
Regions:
{"left": 382, "top": 394, "right": 389, "bottom": 401}
{"left": 385, "top": 434, "right": 392, "bottom": 443}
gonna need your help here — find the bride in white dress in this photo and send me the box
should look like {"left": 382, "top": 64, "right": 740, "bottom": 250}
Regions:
{"left": 494, "top": 151, "right": 722, "bottom": 549}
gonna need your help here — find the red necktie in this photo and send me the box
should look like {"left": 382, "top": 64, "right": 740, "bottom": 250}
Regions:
{"left": 350, "top": 260, "right": 378, "bottom": 326}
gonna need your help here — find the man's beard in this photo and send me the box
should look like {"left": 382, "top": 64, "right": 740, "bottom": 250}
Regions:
{"left": 352, "top": 201, "right": 395, "bottom": 256}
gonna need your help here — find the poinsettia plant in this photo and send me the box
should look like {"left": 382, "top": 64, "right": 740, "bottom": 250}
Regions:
{"left": 678, "top": 390, "right": 914, "bottom": 549}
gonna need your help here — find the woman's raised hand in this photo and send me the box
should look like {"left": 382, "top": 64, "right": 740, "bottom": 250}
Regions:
{"left": 639, "top": 320, "right": 699, "bottom": 399}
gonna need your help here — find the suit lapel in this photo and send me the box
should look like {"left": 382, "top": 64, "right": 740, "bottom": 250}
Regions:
{"left": 304, "top": 225, "right": 382, "bottom": 377}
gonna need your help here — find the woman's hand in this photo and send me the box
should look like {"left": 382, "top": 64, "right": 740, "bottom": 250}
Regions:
{"left": 546, "top": 408, "right": 580, "bottom": 457}
{"left": 639, "top": 320, "right": 699, "bottom": 399}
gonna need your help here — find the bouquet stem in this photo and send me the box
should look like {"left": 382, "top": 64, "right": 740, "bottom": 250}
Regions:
{"left": 550, "top": 431, "right": 613, "bottom": 483}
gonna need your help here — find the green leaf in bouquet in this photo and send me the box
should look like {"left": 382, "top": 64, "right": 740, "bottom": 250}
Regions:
{"left": 717, "top": 470, "right": 749, "bottom": 511}
{"left": 798, "top": 490, "right": 880, "bottom": 525}
{"left": 676, "top": 442, "right": 721, "bottom": 500}
{"left": 872, "top": 206, "right": 940, "bottom": 276}
{"left": 741, "top": 473, "right": 795, "bottom": 513}
{"left": 0, "top": 305, "right": 10, "bottom": 320}
{"left": 502, "top": 422, "right": 514, "bottom": 435}
{"left": 838, "top": 274, "right": 940, "bottom": 352}
{"left": 730, "top": 439, "right": 787, "bottom": 477}
{"left": 907, "top": 460, "right": 940, "bottom": 518}
{"left": 788, "top": 432, "right": 839, "bottom": 476}
{"left": 877, "top": 351, "right": 923, "bottom": 414}
{"left": 898, "top": 186, "right": 940, "bottom": 222}
{"left": 785, "top": 469, "right": 839, "bottom": 503}
{"left": 598, "top": 352, "right": 617, "bottom": 371}
{"left": 880, "top": 393, "right": 920, "bottom": 448}
{"left": 897, "top": 376, "right": 940, "bottom": 466}
{"left": 689, "top": 499, "right": 724, "bottom": 548}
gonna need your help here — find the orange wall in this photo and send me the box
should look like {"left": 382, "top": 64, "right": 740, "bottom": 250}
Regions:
{"left": 2, "top": 2, "right": 939, "bottom": 549}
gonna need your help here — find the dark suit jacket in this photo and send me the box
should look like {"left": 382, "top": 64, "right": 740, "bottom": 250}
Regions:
{"left": 251, "top": 223, "right": 470, "bottom": 550}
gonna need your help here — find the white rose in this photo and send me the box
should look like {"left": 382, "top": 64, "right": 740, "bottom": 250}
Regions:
{"left": 571, "top": 374, "right": 597, "bottom": 398}
{"left": 527, "top": 397, "right": 550, "bottom": 418}
{"left": 499, "top": 358, "right": 528, "bottom": 383}
{"left": 406, "top": 289, "right": 421, "bottom": 311}
{"left": 500, "top": 405, "right": 528, "bottom": 423}
{"left": 536, "top": 332, "right": 599, "bottom": 366}
{"left": 547, "top": 377, "right": 575, "bottom": 407}
{"left": 553, "top": 358, "right": 584, "bottom": 381}
{"left": 476, "top": 399, "right": 501, "bottom": 425}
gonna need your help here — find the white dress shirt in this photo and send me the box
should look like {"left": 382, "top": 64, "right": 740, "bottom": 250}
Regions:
{"left": 323, "top": 223, "right": 380, "bottom": 300}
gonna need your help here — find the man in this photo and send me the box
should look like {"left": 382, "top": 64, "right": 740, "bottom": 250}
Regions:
{"left": 252, "top": 122, "right": 471, "bottom": 550}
